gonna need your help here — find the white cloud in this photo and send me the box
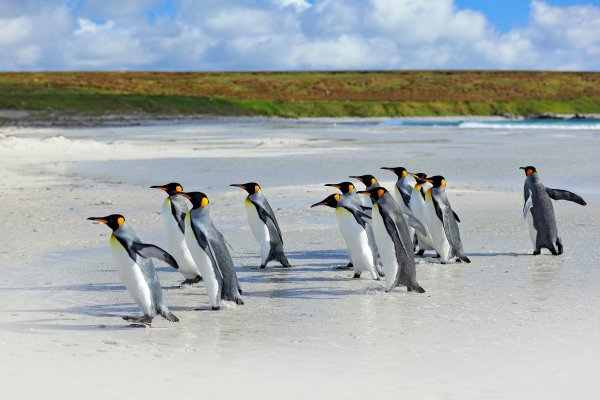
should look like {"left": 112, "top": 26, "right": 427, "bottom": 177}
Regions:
{"left": 0, "top": 1, "right": 598, "bottom": 71}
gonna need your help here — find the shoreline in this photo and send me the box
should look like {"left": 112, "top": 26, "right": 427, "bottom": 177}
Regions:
{"left": 1, "top": 110, "right": 599, "bottom": 128}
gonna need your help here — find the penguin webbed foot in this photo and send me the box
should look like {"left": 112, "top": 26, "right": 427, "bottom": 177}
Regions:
{"left": 556, "top": 239, "right": 563, "bottom": 255}
{"left": 335, "top": 262, "right": 353, "bottom": 270}
{"left": 122, "top": 315, "right": 153, "bottom": 327}
{"left": 211, "top": 306, "right": 221, "bottom": 311}
{"left": 415, "top": 249, "right": 425, "bottom": 257}
{"left": 532, "top": 249, "right": 541, "bottom": 256}
{"left": 259, "top": 264, "right": 267, "bottom": 269}
{"left": 352, "top": 273, "right": 361, "bottom": 279}
{"left": 180, "top": 276, "right": 203, "bottom": 287}
{"left": 235, "top": 296, "right": 245, "bottom": 305}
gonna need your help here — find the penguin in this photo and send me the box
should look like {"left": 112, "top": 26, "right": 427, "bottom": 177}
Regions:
{"left": 325, "top": 181, "right": 384, "bottom": 277}
{"left": 87, "top": 214, "right": 179, "bottom": 325}
{"left": 422, "top": 176, "right": 470, "bottom": 264}
{"left": 310, "top": 193, "right": 379, "bottom": 280}
{"left": 230, "top": 182, "right": 291, "bottom": 269}
{"left": 150, "top": 182, "right": 202, "bottom": 286}
{"left": 352, "top": 173, "right": 426, "bottom": 237}
{"left": 178, "top": 191, "right": 244, "bottom": 310}
{"left": 408, "top": 173, "right": 436, "bottom": 256}
{"left": 520, "top": 166, "right": 586, "bottom": 255}
{"left": 381, "top": 166, "right": 419, "bottom": 248}
{"left": 357, "top": 187, "right": 425, "bottom": 293}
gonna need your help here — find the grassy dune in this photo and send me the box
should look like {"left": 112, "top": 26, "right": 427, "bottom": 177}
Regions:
{"left": 1, "top": 71, "right": 599, "bottom": 118}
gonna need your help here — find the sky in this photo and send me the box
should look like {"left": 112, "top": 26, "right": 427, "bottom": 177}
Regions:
{"left": 1, "top": 0, "right": 599, "bottom": 71}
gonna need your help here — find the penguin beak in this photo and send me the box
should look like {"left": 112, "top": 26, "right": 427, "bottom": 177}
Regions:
{"left": 380, "top": 167, "right": 395, "bottom": 172}
{"left": 150, "top": 185, "right": 167, "bottom": 191}
{"left": 178, "top": 192, "right": 192, "bottom": 200}
{"left": 349, "top": 175, "right": 364, "bottom": 182}
{"left": 229, "top": 184, "right": 247, "bottom": 190}
{"left": 519, "top": 167, "right": 526, "bottom": 170}
{"left": 357, "top": 190, "right": 371, "bottom": 196}
{"left": 324, "top": 183, "right": 340, "bottom": 188}
{"left": 310, "top": 199, "right": 328, "bottom": 208}
{"left": 410, "top": 173, "right": 419, "bottom": 179}
{"left": 87, "top": 217, "right": 108, "bottom": 224}
{"left": 422, "top": 178, "right": 434, "bottom": 183}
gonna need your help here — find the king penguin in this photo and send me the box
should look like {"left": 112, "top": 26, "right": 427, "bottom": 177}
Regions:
{"left": 230, "top": 182, "right": 291, "bottom": 269}
{"left": 422, "top": 176, "right": 470, "bottom": 264}
{"left": 150, "top": 182, "right": 202, "bottom": 286}
{"left": 179, "top": 191, "right": 244, "bottom": 310}
{"left": 357, "top": 188, "right": 425, "bottom": 293}
{"left": 87, "top": 214, "right": 179, "bottom": 325}
{"left": 520, "top": 166, "right": 586, "bottom": 255}
{"left": 325, "top": 181, "right": 384, "bottom": 277}
{"left": 408, "top": 173, "right": 436, "bottom": 256}
{"left": 311, "top": 193, "right": 379, "bottom": 280}
{"left": 381, "top": 166, "right": 419, "bottom": 248}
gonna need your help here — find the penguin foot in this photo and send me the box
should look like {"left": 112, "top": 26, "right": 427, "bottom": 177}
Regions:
{"left": 335, "top": 262, "right": 353, "bottom": 270}
{"left": 352, "top": 273, "right": 361, "bottom": 279}
{"left": 123, "top": 315, "right": 153, "bottom": 327}
{"left": 532, "top": 250, "right": 541, "bottom": 256}
{"left": 259, "top": 264, "right": 267, "bottom": 269}
{"left": 415, "top": 249, "right": 425, "bottom": 257}
{"left": 180, "top": 276, "right": 203, "bottom": 287}
{"left": 211, "top": 306, "right": 221, "bottom": 311}
{"left": 235, "top": 297, "right": 245, "bottom": 305}
{"left": 433, "top": 253, "right": 441, "bottom": 258}
{"left": 557, "top": 239, "right": 563, "bottom": 255}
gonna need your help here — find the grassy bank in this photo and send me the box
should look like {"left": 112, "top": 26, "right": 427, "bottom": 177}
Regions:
{"left": 1, "top": 71, "right": 599, "bottom": 119}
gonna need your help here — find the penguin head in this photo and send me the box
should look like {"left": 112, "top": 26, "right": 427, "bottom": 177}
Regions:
{"left": 424, "top": 175, "right": 446, "bottom": 188}
{"left": 519, "top": 166, "right": 537, "bottom": 176}
{"left": 310, "top": 194, "right": 340, "bottom": 208}
{"left": 357, "top": 187, "right": 388, "bottom": 203}
{"left": 324, "top": 181, "right": 355, "bottom": 194}
{"left": 150, "top": 182, "right": 183, "bottom": 196}
{"left": 230, "top": 182, "right": 261, "bottom": 195}
{"left": 349, "top": 174, "right": 378, "bottom": 188}
{"left": 179, "top": 192, "right": 210, "bottom": 209}
{"left": 410, "top": 172, "right": 428, "bottom": 185}
{"left": 87, "top": 214, "right": 125, "bottom": 231}
{"left": 381, "top": 166, "right": 408, "bottom": 178}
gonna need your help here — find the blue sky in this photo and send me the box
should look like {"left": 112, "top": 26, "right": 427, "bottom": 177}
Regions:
{"left": 1, "top": 0, "right": 599, "bottom": 71}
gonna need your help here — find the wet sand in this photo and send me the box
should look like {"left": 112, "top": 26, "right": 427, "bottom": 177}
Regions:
{"left": 1, "top": 119, "right": 599, "bottom": 399}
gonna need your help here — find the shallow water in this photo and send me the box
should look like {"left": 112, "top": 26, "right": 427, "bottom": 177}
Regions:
{"left": 1, "top": 119, "right": 599, "bottom": 399}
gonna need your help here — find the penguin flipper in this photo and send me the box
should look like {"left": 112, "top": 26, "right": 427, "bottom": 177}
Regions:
{"left": 453, "top": 210, "right": 460, "bottom": 222}
{"left": 546, "top": 188, "right": 587, "bottom": 206}
{"left": 132, "top": 242, "right": 179, "bottom": 269}
{"left": 381, "top": 210, "right": 411, "bottom": 263}
{"left": 403, "top": 213, "right": 427, "bottom": 236}
{"left": 251, "top": 197, "right": 283, "bottom": 242}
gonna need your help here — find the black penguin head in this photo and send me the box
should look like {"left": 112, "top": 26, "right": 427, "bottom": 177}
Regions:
{"left": 410, "top": 172, "right": 428, "bottom": 185}
{"left": 150, "top": 182, "right": 183, "bottom": 196}
{"left": 357, "top": 187, "right": 388, "bottom": 203}
{"left": 519, "top": 166, "right": 537, "bottom": 176}
{"left": 424, "top": 175, "right": 446, "bottom": 188}
{"left": 310, "top": 193, "right": 340, "bottom": 209}
{"left": 179, "top": 192, "right": 209, "bottom": 209}
{"left": 381, "top": 166, "right": 408, "bottom": 178}
{"left": 349, "top": 174, "right": 378, "bottom": 188}
{"left": 324, "top": 181, "right": 355, "bottom": 194}
{"left": 230, "top": 182, "right": 261, "bottom": 195}
{"left": 87, "top": 214, "right": 125, "bottom": 231}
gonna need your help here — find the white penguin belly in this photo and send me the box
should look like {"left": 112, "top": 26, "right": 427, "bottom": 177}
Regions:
{"left": 245, "top": 198, "right": 271, "bottom": 264}
{"left": 110, "top": 236, "right": 153, "bottom": 316}
{"left": 526, "top": 209, "right": 537, "bottom": 247}
{"left": 409, "top": 193, "right": 435, "bottom": 250}
{"left": 184, "top": 217, "right": 220, "bottom": 308}
{"left": 371, "top": 206, "right": 400, "bottom": 291}
{"left": 335, "top": 207, "right": 376, "bottom": 279}
{"left": 424, "top": 198, "right": 451, "bottom": 262}
{"left": 160, "top": 199, "right": 200, "bottom": 279}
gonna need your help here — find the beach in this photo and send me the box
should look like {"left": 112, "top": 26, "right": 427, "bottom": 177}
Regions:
{"left": 1, "top": 118, "right": 599, "bottom": 399}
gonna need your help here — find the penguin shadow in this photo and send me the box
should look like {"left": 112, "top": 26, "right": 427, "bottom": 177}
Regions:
{"left": 467, "top": 252, "right": 531, "bottom": 258}
{"left": 0, "top": 282, "right": 125, "bottom": 293}
{"left": 246, "top": 286, "right": 356, "bottom": 299}
{"left": 0, "top": 303, "right": 152, "bottom": 332}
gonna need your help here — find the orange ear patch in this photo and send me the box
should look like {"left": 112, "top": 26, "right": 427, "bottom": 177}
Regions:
{"left": 377, "top": 189, "right": 385, "bottom": 198}
{"left": 348, "top": 183, "right": 354, "bottom": 192}
{"left": 334, "top": 194, "right": 340, "bottom": 202}
{"left": 255, "top": 184, "right": 260, "bottom": 193}
{"left": 371, "top": 178, "right": 376, "bottom": 185}
{"left": 441, "top": 179, "right": 446, "bottom": 187}
{"left": 117, "top": 217, "right": 125, "bottom": 227}
{"left": 401, "top": 170, "right": 408, "bottom": 177}
{"left": 200, "top": 197, "right": 209, "bottom": 208}
{"left": 176, "top": 185, "right": 183, "bottom": 192}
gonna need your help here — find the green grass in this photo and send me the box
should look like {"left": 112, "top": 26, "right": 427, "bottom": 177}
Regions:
{"left": 1, "top": 71, "right": 599, "bottom": 118}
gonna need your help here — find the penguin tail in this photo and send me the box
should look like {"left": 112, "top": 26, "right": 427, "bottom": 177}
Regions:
{"left": 459, "top": 255, "right": 471, "bottom": 264}
{"left": 158, "top": 307, "right": 179, "bottom": 322}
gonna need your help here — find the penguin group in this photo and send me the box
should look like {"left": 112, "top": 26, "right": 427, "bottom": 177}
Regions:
{"left": 88, "top": 165, "right": 586, "bottom": 326}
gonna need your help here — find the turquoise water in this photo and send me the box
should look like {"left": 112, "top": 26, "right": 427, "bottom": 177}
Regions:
{"left": 379, "top": 118, "right": 600, "bottom": 130}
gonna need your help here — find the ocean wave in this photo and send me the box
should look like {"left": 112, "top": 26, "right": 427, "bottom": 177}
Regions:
{"left": 458, "top": 121, "right": 600, "bottom": 130}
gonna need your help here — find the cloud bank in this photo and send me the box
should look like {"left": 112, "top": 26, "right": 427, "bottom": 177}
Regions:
{"left": 0, "top": 0, "right": 598, "bottom": 71}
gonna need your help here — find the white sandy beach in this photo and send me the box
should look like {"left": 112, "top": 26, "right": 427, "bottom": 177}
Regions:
{"left": 1, "top": 118, "right": 599, "bottom": 399}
